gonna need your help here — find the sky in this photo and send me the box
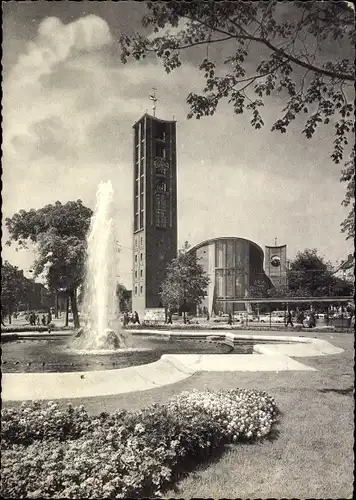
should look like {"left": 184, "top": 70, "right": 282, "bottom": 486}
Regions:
{"left": 2, "top": 1, "right": 354, "bottom": 287}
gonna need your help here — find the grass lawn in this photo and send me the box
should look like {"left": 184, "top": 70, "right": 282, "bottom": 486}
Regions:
{"left": 3, "top": 332, "right": 354, "bottom": 498}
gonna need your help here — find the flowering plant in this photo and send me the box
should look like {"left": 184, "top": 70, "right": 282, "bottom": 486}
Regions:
{"left": 1, "top": 388, "right": 278, "bottom": 498}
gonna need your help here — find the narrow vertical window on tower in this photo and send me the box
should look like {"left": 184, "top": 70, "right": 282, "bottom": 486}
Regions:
{"left": 155, "top": 122, "right": 166, "bottom": 141}
{"left": 134, "top": 177, "right": 139, "bottom": 232}
{"left": 140, "top": 210, "right": 143, "bottom": 229}
{"left": 155, "top": 193, "right": 167, "bottom": 210}
{"left": 155, "top": 142, "right": 166, "bottom": 158}
{"left": 155, "top": 210, "right": 167, "bottom": 228}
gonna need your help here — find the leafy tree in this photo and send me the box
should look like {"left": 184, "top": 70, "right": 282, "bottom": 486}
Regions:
{"left": 1, "top": 262, "right": 29, "bottom": 324}
{"left": 160, "top": 244, "right": 210, "bottom": 323}
{"left": 249, "top": 279, "right": 272, "bottom": 298}
{"left": 288, "top": 248, "right": 353, "bottom": 297}
{"left": 340, "top": 147, "right": 355, "bottom": 240}
{"left": 5, "top": 201, "right": 93, "bottom": 328}
{"left": 116, "top": 283, "right": 132, "bottom": 312}
{"left": 249, "top": 248, "right": 353, "bottom": 303}
{"left": 248, "top": 278, "right": 293, "bottom": 313}
{"left": 120, "top": 1, "right": 355, "bottom": 237}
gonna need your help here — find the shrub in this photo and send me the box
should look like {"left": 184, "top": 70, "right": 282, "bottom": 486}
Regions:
{"left": 1, "top": 389, "right": 278, "bottom": 498}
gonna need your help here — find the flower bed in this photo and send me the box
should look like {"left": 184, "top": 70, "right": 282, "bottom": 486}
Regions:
{"left": 1, "top": 389, "right": 278, "bottom": 498}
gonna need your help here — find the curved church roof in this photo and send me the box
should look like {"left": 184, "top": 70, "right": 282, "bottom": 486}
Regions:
{"left": 188, "top": 237, "right": 264, "bottom": 255}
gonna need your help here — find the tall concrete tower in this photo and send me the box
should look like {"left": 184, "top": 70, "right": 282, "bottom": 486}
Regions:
{"left": 132, "top": 113, "right": 177, "bottom": 317}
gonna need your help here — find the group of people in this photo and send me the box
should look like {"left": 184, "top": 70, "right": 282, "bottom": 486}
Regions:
{"left": 29, "top": 311, "right": 52, "bottom": 327}
{"left": 122, "top": 311, "right": 140, "bottom": 326}
{"left": 285, "top": 309, "right": 316, "bottom": 328}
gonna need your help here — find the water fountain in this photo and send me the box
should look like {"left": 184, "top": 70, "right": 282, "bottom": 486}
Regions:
{"left": 73, "top": 180, "right": 126, "bottom": 350}
{"left": 1, "top": 182, "right": 243, "bottom": 374}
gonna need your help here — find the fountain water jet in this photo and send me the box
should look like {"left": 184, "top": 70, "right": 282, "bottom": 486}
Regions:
{"left": 73, "top": 180, "right": 126, "bottom": 350}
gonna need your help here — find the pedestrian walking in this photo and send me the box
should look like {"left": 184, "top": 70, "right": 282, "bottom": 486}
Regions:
{"left": 133, "top": 311, "right": 140, "bottom": 324}
{"left": 228, "top": 312, "right": 233, "bottom": 325}
{"left": 41, "top": 315, "right": 46, "bottom": 326}
{"left": 123, "top": 312, "right": 129, "bottom": 327}
{"left": 166, "top": 309, "right": 173, "bottom": 324}
{"left": 47, "top": 310, "right": 52, "bottom": 326}
{"left": 297, "top": 310, "right": 305, "bottom": 327}
{"left": 285, "top": 309, "right": 294, "bottom": 327}
{"left": 308, "top": 311, "right": 316, "bottom": 328}
{"left": 30, "top": 312, "right": 36, "bottom": 326}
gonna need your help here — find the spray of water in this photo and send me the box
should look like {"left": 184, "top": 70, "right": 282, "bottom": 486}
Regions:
{"left": 75, "top": 180, "right": 124, "bottom": 350}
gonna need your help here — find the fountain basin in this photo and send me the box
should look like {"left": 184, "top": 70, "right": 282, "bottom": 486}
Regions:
{"left": 1, "top": 335, "right": 236, "bottom": 373}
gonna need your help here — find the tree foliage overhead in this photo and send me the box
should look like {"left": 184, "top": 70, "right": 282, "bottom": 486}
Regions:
{"left": 160, "top": 245, "right": 210, "bottom": 316}
{"left": 120, "top": 1, "right": 354, "bottom": 161}
{"left": 120, "top": 1, "right": 355, "bottom": 239}
{"left": 340, "top": 147, "right": 355, "bottom": 241}
{"left": 5, "top": 201, "right": 93, "bottom": 328}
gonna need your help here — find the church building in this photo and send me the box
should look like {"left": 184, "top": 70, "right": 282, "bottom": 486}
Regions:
{"left": 131, "top": 110, "right": 178, "bottom": 317}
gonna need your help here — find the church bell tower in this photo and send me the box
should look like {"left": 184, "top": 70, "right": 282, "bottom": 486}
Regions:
{"left": 132, "top": 100, "right": 178, "bottom": 317}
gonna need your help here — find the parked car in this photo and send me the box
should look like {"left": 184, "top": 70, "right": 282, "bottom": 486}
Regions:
{"left": 271, "top": 312, "right": 285, "bottom": 324}
{"left": 257, "top": 312, "right": 284, "bottom": 323}
{"left": 257, "top": 314, "right": 270, "bottom": 323}
{"left": 233, "top": 312, "right": 256, "bottom": 322}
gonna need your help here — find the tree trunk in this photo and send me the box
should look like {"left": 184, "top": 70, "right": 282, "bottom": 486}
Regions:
{"left": 54, "top": 291, "right": 59, "bottom": 319}
{"left": 70, "top": 287, "right": 80, "bottom": 329}
{"left": 65, "top": 294, "right": 69, "bottom": 327}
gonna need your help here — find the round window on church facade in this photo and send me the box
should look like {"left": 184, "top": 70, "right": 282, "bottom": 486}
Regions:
{"left": 271, "top": 255, "right": 281, "bottom": 267}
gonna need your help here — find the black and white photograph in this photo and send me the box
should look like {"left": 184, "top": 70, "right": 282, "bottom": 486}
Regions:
{"left": 1, "top": 1, "right": 354, "bottom": 498}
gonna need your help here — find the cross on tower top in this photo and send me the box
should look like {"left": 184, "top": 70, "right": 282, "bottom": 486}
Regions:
{"left": 149, "top": 88, "right": 158, "bottom": 117}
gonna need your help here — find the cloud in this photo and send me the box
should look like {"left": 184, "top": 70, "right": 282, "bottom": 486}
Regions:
{"left": 9, "top": 15, "right": 112, "bottom": 86}
{"left": 3, "top": 15, "right": 113, "bottom": 164}
{"left": 2, "top": 14, "right": 201, "bottom": 285}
